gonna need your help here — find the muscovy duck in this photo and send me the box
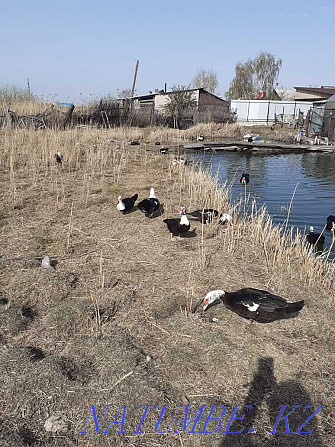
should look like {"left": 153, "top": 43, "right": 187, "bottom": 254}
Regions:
{"left": 202, "top": 288, "right": 305, "bottom": 323}
{"left": 163, "top": 206, "right": 190, "bottom": 238}
{"left": 172, "top": 157, "right": 187, "bottom": 166}
{"left": 137, "top": 188, "right": 160, "bottom": 218}
{"left": 187, "top": 209, "right": 232, "bottom": 225}
{"left": 116, "top": 194, "right": 138, "bottom": 214}
{"left": 55, "top": 152, "right": 63, "bottom": 164}
{"left": 306, "top": 226, "right": 325, "bottom": 245}
{"left": 326, "top": 215, "right": 335, "bottom": 231}
{"left": 240, "top": 173, "right": 250, "bottom": 185}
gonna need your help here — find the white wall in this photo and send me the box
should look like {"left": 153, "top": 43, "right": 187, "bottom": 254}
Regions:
{"left": 231, "top": 100, "right": 313, "bottom": 122}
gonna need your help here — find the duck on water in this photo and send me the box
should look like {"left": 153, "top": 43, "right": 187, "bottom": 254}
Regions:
{"left": 202, "top": 288, "right": 305, "bottom": 323}
{"left": 306, "top": 226, "right": 325, "bottom": 246}
{"left": 240, "top": 173, "right": 250, "bottom": 186}
{"left": 326, "top": 215, "right": 335, "bottom": 231}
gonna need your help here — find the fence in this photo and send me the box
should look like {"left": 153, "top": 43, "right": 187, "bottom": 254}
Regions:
{"left": 230, "top": 100, "right": 313, "bottom": 124}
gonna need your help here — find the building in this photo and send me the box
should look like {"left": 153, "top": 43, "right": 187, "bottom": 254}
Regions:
{"left": 127, "top": 88, "right": 230, "bottom": 125}
{"left": 294, "top": 86, "right": 335, "bottom": 102}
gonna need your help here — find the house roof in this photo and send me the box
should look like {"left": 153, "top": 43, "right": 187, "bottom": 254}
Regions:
{"left": 294, "top": 86, "right": 335, "bottom": 96}
{"left": 130, "top": 88, "right": 228, "bottom": 104}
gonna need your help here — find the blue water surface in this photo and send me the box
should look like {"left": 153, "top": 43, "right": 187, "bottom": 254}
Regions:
{"left": 190, "top": 151, "right": 335, "bottom": 256}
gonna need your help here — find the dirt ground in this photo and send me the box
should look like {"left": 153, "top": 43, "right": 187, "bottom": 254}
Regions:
{"left": 0, "top": 128, "right": 334, "bottom": 447}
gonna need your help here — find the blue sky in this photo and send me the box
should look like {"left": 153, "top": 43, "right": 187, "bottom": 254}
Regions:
{"left": 0, "top": 0, "right": 334, "bottom": 102}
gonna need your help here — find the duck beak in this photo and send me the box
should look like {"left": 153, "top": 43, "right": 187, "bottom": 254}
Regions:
{"left": 203, "top": 297, "right": 221, "bottom": 312}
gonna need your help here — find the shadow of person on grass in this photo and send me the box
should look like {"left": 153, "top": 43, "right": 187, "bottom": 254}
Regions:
{"left": 220, "top": 357, "right": 325, "bottom": 447}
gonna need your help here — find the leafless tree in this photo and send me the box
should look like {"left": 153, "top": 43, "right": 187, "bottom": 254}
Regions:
{"left": 162, "top": 84, "right": 197, "bottom": 129}
{"left": 116, "top": 88, "right": 133, "bottom": 98}
{"left": 192, "top": 69, "right": 219, "bottom": 94}
{"left": 226, "top": 52, "right": 282, "bottom": 100}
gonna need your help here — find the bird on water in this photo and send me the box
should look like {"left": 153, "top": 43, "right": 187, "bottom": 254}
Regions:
{"left": 306, "top": 226, "right": 325, "bottom": 246}
{"left": 202, "top": 287, "right": 305, "bottom": 323}
{"left": 326, "top": 215, "right": 335, "bottom": 231}
{"left": 137, "top": 187, "right": 160, "bottom": 218}
{"left": 240, "top": 173, "right": 250, "bottom": 186}
{"left": 116, "top": 194, "right": 138, "bottom": 214}
{"left": 163, "top": 206, "right": 190, "bottom": 238}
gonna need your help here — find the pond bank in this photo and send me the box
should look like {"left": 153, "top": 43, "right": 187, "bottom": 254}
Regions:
{"left": 182, "top": 141, "right": 335, "bottom": 154}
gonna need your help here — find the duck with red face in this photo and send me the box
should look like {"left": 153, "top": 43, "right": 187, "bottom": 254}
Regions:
{"left": 240, "top": 173, "right": 250, "bottom": 186}
{"left": 163, "top": 206, "right": 190, "bottom": 238}
{"left": 202, "top": 287, "right": 305, "bottom": 323}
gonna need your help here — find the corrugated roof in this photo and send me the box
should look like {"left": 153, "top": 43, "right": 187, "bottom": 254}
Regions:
{"left": 295, "top": 86, "right": 335, "bottom": 95}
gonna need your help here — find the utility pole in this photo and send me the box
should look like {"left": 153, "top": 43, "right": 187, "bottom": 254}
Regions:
{"left": 27, "top": 78, "right": 31, "bottom": 96}
{"left": 131, "top": 60, "right": 139, "bottom": 97}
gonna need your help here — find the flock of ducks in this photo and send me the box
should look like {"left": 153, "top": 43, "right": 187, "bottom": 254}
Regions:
{"left": 53, "top": 143, "right": 334, "bottom": 324}
{"left": 116, "top": 180, "right": 305, "bottom": 324}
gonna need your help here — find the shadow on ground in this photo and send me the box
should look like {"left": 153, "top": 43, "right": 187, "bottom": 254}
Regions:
{"left": 220, "top": 357, "right": 325, "bottom": 447}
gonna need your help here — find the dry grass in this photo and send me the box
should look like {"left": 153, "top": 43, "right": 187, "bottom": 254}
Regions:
{"left": 1, "top": 100, "right": 48, "bottom": 116}
{"left": 0, "top": 127, "right": 334, "bottom": 447}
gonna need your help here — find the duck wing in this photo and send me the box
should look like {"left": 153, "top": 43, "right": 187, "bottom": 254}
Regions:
{"left": 138, "top": 197, "right": 160, "bottom": 216}
{"left": 225, "top": 288, "right": 289, "bottom": 313}
{"left": 123, "top": 194, "right": 138, "bottom": 211}
{"left": 138, "top": 198, "right": 151, "bottom": 213}
{"left": 163, "top": 218, "right": 189, "bottom": 235}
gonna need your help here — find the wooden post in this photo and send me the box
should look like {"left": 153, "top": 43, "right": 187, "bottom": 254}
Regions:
{"left": 266, "top": 101, "right": 270, "bottom": 125}
{"left": 131, "top": 60, "right": 139, "bottom": 98}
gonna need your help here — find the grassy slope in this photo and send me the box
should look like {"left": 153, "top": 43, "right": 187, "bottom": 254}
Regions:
{"left": 0, "top": 128, "right": 334, "bottom": 447}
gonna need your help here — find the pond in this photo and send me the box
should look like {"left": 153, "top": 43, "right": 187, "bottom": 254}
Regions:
{"left": 190, "top": 150, "right": 335, "bottom": 258}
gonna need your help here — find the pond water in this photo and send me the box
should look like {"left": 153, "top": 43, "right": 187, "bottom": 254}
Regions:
{"left": 190, "top": 150, "right": 335, "bottom": 257}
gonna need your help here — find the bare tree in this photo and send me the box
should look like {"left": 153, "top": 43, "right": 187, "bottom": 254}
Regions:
{"left": 116, "top": 88, "right": 133, "bottom": 98}
{"left": 192, "top": 69, "right": 219, "bottom": 94}
{"left": 226, "top": 52, "right": 282, "bottom": 100}
{"left": 162, "top": 84, "right": 197, "bottom": 129}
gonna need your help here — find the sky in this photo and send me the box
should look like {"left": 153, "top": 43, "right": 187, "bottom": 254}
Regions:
{"left": 0, "top": 0, "right": 334, "bottom": 103}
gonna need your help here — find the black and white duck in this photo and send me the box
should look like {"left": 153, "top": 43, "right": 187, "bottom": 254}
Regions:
{"left": 240, "top": 173, "right": 250, "bottom": 186}
{"left": 163, "top": 206, "right": 190, "bottom": 238}
{"left": 202, "top": 288, "right": 305, "bottom": 323}
{"left": 137, "top": 188, "right": 160, "bottom": 218}
{"left": 116, "top": 194, "right": 138, "bottom": 214}
{"left": 55, "top": 152, "right": 63, "bottom": 164}
{"left": 187, "top": 208, "right": 232, "bottom": 225}
{"left": 326, "top": 215, "right": 335, "bottom": 231}
{"left": 306, "top": 226, "right": 325, "bottom": 245}
{"left": 172, "top": 157, "right": 187, "bottom": 166}
{"left": 197, "top": 134, "right": 205, "bottom": 142}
